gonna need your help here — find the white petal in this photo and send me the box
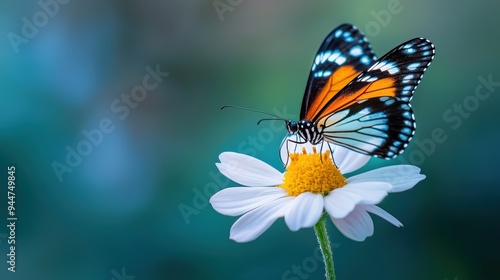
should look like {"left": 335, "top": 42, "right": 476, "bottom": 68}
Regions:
{"left": 230, "top": 197, "right": 294, "bottom": 242}
{"left": 284, "top": 193, "right": 324, "bottom": 231}
{"left": 324, "top": 188, "right": 362, "bottom": 219}
{"left": 362, "top": 204, "right": 402, "bottom": 227}
{"left": 333, "top": 145, "right": 370, "bottom": 174}
{"left": 210, "top": 187, "right": 287, "bottom": 216}
{"left": 347, "top": 165, "right": 425, "bottom": 193}
{"left": 341, "top": 182, "right": 391, "bottom": 204}
{"left": 331, "top": 206, "right": 374, "bottom": 241}
{"left": 217, "top": 152, "right": 283, "bottom": 187}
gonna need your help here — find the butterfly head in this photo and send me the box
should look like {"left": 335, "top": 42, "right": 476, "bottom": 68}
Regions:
{"left": 286, "top": 121, "right": 299, "bottom": 134}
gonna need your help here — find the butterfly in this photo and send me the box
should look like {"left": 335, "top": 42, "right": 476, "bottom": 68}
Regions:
{"left": 283, "top": 23, "right": 435, "bottom": 159}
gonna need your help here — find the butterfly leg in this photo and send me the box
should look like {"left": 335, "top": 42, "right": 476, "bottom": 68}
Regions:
{"left": 287, "top": 139, "right": 307, "bottom": 144}
{"left": 281, "top": 134, "right": 306, "bottom": 167}
{"left": 327, "top": 141, "right": 336, "bottom": 167}
{"left": 279, "top": 134, "right": 289, "bottom": 167}
{"left": 319, "top": 140, "right": 325, "bottom": 164}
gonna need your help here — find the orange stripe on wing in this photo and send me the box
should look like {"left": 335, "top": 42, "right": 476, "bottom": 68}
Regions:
{"left": 315, "top": 77, "right": 397, "bottom": 120}
{"left": 364, "top": 77, "right": 396, "bottom": 96}
{"left": 305, "top": 65, "right": 359, "bottom": 120}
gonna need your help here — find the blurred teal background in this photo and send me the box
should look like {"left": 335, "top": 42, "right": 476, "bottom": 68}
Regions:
{"left": 0, "top": 0, "right": 499, "bottom": 279}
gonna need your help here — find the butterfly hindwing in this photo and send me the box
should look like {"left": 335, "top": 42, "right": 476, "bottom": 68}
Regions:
{"left": 320, "top": 96, "right": 415, "bottom": 159}
{"left": 301, "top": 24, "right": 377, "bottom": 121}
{"left": 310, "top": 38, "right": 435, "bottom": 122}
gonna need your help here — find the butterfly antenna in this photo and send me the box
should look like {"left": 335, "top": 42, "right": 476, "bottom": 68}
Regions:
{"left": 256, "top": 118, "right": 287, "bottom": 125}
{"left": 221, "top": 105, "right": 288, "bottom": 121}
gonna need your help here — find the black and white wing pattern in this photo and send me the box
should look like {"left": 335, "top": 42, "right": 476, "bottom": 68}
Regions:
{"left": 301, "top": 24, "right": 377, "bottom": 121}
{"left": 321, "top": 97, "right": 415, "bottom": 158}
{"left": 313, "top": 38, "right": 435, "bottom": 158}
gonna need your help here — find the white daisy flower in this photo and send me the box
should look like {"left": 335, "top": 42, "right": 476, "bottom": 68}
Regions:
{"left": 210, "top": 141, "right": 425, "bottom": 243}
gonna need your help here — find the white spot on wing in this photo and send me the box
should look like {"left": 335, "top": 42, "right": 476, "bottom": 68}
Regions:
{"left": 321, "top": 51, "right": 332, "bottom": 63}
{"left": 371, "top": 61, "right": 386, "bottom": 71}
{"left": 404, "top": 47, "right": 416, "bottom": 54}
{"left": 315, "top": 54, "right": 321, "bottom": 65}
{"left": 349, "top": 46, "right": 363, "bottom": 57}
{"left": 327, "top": 50, "right": 341, "bottom": 62}
{"left": 360, "top": 76, "right": 377, "bottom": 82}
{"left": 360, "top": 55, "right": 371, "bottom": 65}
{"left": 401, "top": 127, "right": 413, "bottom": 135}
{"left": 384, "top": 98, "right": 395, "bottom": 105}
{"left": 403, "top": 120, "right": 413, "bottom": 126}
{"left": 402, "top": 111, "right": 412, "bottom": 119}
{"left": 373, "top": 61, "right": 399, "bottom": 74}
{"left": 402, "top": 74, "right": 414, "bottom": 83}
{"left": 407, "top": 62, "right": 420, "bottom": 70}
{"left": 314, "top": 70, "right": 332, "bottom": 78}
{"left": 335, "top": 55, "right": 347, "bottom": 65}
{"left": 381, "top": 62, "right": 399, "bottom": 74}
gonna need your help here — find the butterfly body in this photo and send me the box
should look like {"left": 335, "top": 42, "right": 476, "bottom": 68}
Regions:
{"left": 286, "top": 120, "right": 324, "bottom": 145}
{"left": 286, "top": 23, "right": 435, "bottom": 159}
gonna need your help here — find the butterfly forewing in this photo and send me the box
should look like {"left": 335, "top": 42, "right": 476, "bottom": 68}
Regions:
{"left": 301, "top": 24, "right": 377, "bottom": 121}
{"left": 359, "top": 37, "right": 435, "bottom": 103}
{"left": 311, "top": 38, "right": 435, "bottom": 122}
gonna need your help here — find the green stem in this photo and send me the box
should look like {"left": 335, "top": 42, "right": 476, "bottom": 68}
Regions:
{"left": 314, "top": 213, "right": 335, "bottom": 280}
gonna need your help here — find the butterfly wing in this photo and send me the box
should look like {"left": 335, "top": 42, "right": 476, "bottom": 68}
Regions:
{"left": 312, "top": 38, "right": 435, "bottom": 121}
{"left": 300, "top": 24, "right": 377, "bottom": 121}
{"left": 316, "top": 38, "right": 435, "bottom": 158}
{"left": 320, "top": 97, "right": 415, "bottom": 159}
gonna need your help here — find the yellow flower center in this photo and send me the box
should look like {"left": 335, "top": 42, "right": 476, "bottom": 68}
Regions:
{"left": 279, "top": 147, "right": 347, "bottom": 196}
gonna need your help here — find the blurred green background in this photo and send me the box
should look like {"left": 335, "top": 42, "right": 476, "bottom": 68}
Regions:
{"left": 1, "top": 0, "right": 499, "bottom": 279}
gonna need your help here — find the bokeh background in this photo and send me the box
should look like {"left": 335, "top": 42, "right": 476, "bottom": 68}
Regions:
{"left": 0, "top": 0, "right": 499, "bottom": 279}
